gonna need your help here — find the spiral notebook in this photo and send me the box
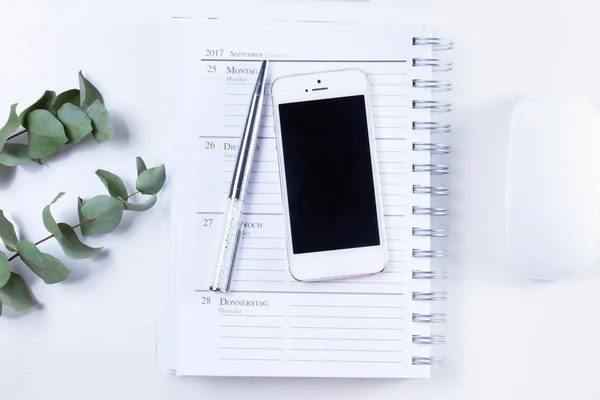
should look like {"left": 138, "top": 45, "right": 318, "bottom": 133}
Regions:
{"left": 160, "top": 18, "right": 451, "bottom": 378}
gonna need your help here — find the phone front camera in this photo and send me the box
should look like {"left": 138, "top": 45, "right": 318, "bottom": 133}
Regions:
{"left": 305, "top": 89, "right": 308, "bottom": 92}
{"left": 317, "top": 79, "right": 321, "bottom": 84}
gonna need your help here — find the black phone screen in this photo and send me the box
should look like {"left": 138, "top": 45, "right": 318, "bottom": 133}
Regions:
{"left": 278, "top": 95, "right": 380, "bottom": 255}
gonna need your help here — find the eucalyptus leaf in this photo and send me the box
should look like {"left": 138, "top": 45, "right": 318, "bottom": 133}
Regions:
{"left": 85, "top": 100, "right": 114, "bottom": 143}
{"left": 136, "top": 164, "right": 166, "bottom": 195}
{"left": 119, "top": 195, "right": 157, "bottom": 212}
{"left": 43, "top": 192, "right": 65, "bottom": 239}
{"left": 19, "top": 90, "right": 56, "bottom": 126}
{"left": 56, "top": 222, "right": 102, "bottom": 259}
{"left": 77, "top": 197, "right": 84, "bottom": 227}
{"left": 0, "top": 251, "right": 10, "bottom": 288}
{"left": 57, "top": 103, "right": 92, "bottom": 143}
{"left": 79, "top": 195, "right": 124, "bottom": 237}
{"left": 79, "top": 71, "right": 104, "bottom": 110}
{"left": 0, "top": 272, "right": 35, "bottom": 311}
{"left": 17, "top": 240, "right": 70, "bottom": 284}
{"left": 0, "top": 104, "right": 20, "bottom": 151}
{"left": 50, "top": 89, "right": 80, "bottom": 114}
{"left": 136, "top": 157, "right": 147, "bottom": 176}
{"left": 26, "top": 109, "right": 68, "bottom": 159}
{"left": 96, "top": 169, "right": 127, "bottom": 199}
{"left": 0, "top": 143, "right": 30, "bottom": 166}
{"left": 0, "top": 210, "right": 18, "bottom": 252}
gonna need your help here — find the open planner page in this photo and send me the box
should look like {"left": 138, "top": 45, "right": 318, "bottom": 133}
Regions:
{"left": 169, "top": 18, "right": 435, "bottom": 378}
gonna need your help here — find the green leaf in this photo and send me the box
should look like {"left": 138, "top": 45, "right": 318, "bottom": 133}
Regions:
{"left": 17, "top": 240, "right": 70, "bottom": 284}
{"left": 0, "top": 251, "right": 10, "bottom": 288}
{"left": 136, "top": 157, "right": 147, "bottom": 176}
{"left": 136, "top": 164, "right": 166, "bottom": 195}
{"left": 79, "top": 71, "right": 104, "bottom": 110}
{"left": 0, "top": 144, "right": 30, "bottom": 166}
{"left": 96, "top": 169, "right": 128, "bottom": 199}
{"left": 50, "top": 89, "right": 80, "bottom": 114}
{"left": 85, "top": 100, "right": 114, "bottom": 143}
{"left": 0, "top": 272, "right": 35, "bottom": 311}
{"left": 56, "top": 222, "right": 102, "bottom": 259}
{"left": 19, "top": 90, "right": 56, "bottom": 126}
{"left": 26, "top": 109, "right": 68, "bottom": 159}
{"left": 119, "top": 195, "right": 157, "bottom": 212}
{"left": 77, "top": 197, "right": 84, "bottom": 226}
{"left": 56, "top": 103, "right": 92, "bottom": 144}
{"left": 0, "top": 104, "right": 21, "bottom": 151}
{"left": 43, "top": 192, "right": 65, "bottom": 239}
{"left": 79, "top": 195, "right": 124, "bottom": 237}
{"left": 0, "top": 210, "right": 18, "bottom": 252}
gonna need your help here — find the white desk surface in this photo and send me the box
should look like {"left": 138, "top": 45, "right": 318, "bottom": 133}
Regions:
{"left": 2, "top": 1, "right": 600, "bottom": 399}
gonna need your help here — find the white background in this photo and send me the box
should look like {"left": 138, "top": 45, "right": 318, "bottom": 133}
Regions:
{"left": 2, "top": 0, "right": 600, "bottom": 399}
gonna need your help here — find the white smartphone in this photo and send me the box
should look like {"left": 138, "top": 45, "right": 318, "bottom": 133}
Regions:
{"left": 272, "top": 68, "right": 387, "bottom": 282}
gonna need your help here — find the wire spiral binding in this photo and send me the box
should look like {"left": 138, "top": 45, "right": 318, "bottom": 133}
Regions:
{"left": 413, "top": 206, "right": 448, "bottom": 216}
{"left": 413, "top": 335, "right": 446, "bottom": 344}
{"left": 413, "top": 292, "right": 448, "bottom": 301}
{"left": 413, "top": 185, "right": 448, "bottom": 196}
{"left": 413, "top": 100, "right": 452, "bottom": 113}
{"left": 413, "top": 79, "right": 452, "bottom": 91}
{"left": 413, "top": 270, "right": 448, "bottom": 279}
{"left": 412, "top": 313, "right": 447, "bottom": 323}
{"left": 413, "top": 143, "right": 450, "bottom": 154}
{"left": 413, "top": 121, "right": 451, "bottom": 134}
{"left": 413, "top": 163, "right": 449, "bottom": 175}
{"left": 412, "top": 357, "right": 445, "bottom": 366}
{"left": 411, "top": 35, "right": 451, "bottom": 367}
{"left": 413, "top": 228, "right": 448, "bottom": 237}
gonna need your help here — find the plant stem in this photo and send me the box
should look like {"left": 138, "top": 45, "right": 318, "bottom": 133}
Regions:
{"left": 8, "top": 190, "right": 141, "bottom": 262}
{"left": 6, "top": 129, "right": 27, "bottom": 141}
{"left": 124, "top": 190, "right": 140, "bottom": 200}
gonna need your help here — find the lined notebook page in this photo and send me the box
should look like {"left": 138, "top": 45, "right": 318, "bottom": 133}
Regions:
{"left": 171, "top": 19, "right": 434, "bottom": 378}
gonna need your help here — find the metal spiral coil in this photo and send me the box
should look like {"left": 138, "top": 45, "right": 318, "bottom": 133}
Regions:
{"left": 410, "top": 35, "right": 450, "bottom": 368}
{"left": 412, "top": 163, "right": 449, "bottom": 175}
{"left": 412, "top": 270, "right": 448, "bottom": 279}
{"left": 412, "top": 121, "right": 451, "bottom": 134}
{"left": 413, "top": 79, "right": 452, "bottom": 91}
{"left": 412, "top": 335, "right": 446, "bottom": 345}
{"left": 413, "top": 100, "right": 452, "bottom": 113}
{"left": 412, "top": 357, "right": 445, "bottom": 366}
{"left": 412, "top": 142, "right": 450, "bottom": 154}
{"left": 413, "top": 228, "right": 448, "bottom": 237}
{"left": 413, "top": 37, "right": 453, "bottom": 51}
{"left": 412, "top": 291, "right": 448, "bottom": 301}
{"left": 413, "top": 58, "right": 453, "bottom": 71}
{"left": 413, "top": 249, "right": 446, "bottom": 258}
{"left": 413, "top": 206, "right": 448, "bottom": 216}
{"left": 412, "top": 313, "right": 447, "bottom": 323}
{"left": 413, "top": 185, "right": 449, "bottom": 196}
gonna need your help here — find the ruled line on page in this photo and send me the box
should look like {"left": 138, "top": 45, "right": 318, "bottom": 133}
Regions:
{"left": 290, "top": 337, "right": 404, "bottom": 342}
{"left": 200, "top": 58, "right": 408, "bottom": 63}
{"left": 289, "top": 326, "right": 404, "bottom": 331}
{"left": 219, "top": 358, "right": 283, "bottom": 362}
{"left": 290, "top": 348, "right": 403, "bottom": 353}
{"left": 289, "top": 359, "right": 403, "bottom": 364}
{"left": 220, "top": 336, "right": 284, "bottom": 340}
{"left": 290, "top": 304, "right": 404, "bottom": 309}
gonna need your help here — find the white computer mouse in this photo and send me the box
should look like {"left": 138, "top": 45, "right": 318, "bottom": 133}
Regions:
{"left": 506, "top": 94, "right": 600, "bottom": 281}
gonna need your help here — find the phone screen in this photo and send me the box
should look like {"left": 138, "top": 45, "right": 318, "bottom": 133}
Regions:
{"left": 278, "top": 95, "right": 380, "bottom": 255}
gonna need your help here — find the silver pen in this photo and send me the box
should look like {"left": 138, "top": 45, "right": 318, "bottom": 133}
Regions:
{"left": 210, "top": 60, "right": 268, "bottom": 292}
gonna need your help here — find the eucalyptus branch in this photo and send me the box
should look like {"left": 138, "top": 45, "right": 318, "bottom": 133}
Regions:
{"left": 0, "top": 71, "right": 114, "bottom": 168}
{"left": 6, "top": 191, "right": 142, "bottom": 262}
{"left": 0, "top": 157, "right": 166, "bottom": 315}
{"left": 6, "top": 129, "right": 26, "bottom": 141}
